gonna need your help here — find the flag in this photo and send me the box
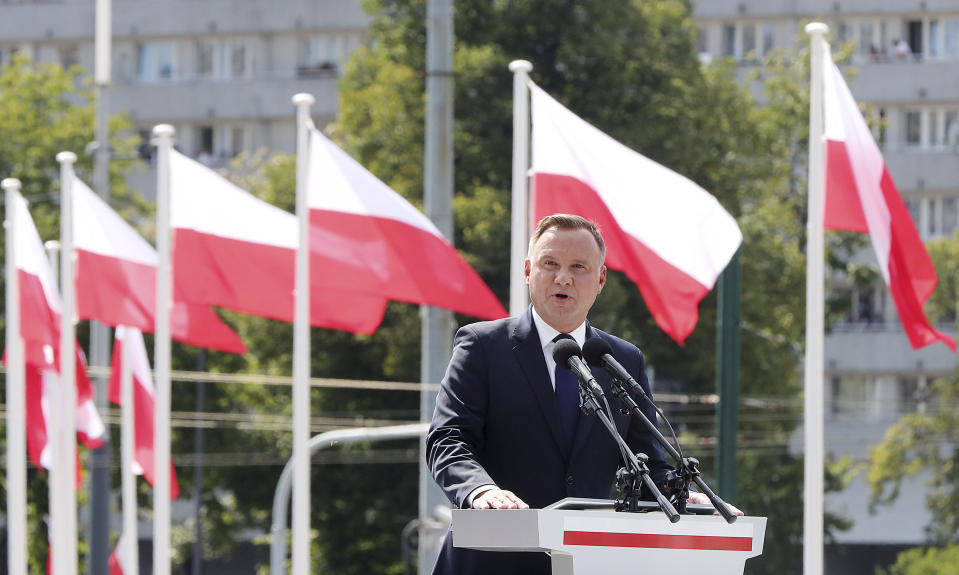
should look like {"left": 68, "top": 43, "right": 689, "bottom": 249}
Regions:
{"left": 107, "top": 533, "right": 129, "bottom": 575}
{"left": 528, "top": 83, "right": 742, "bottom": 344}
{"left": 306, "top": 127, "right": 507, "bottom": 319}
{"left": 821, "top": 50, "right": 956, "bottom": 351}
{"left": 168, "top": 150, "right": 389, "bottom": 333}
{"left": 72, "top": 175, "right": 247, "bottom": 353}
{"left": 5, "top": 194, "right": 105, "bottom": 478}
{"left": 108, "top": 326, "right": 180, "bottom": 499}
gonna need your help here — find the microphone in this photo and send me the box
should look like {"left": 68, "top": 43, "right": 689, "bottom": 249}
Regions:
{"left": 583, "top": 337, "right": 649, "bottom": 402}
{"left": 552, "top": 338, "right": 606, "bottom": 401}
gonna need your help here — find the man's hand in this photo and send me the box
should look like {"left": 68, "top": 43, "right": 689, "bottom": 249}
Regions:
{"left": 686, "top": 491, "right": 744, "bottom": 516}
{"left": 472, "top": 488, "right": 529, "bottom": 510}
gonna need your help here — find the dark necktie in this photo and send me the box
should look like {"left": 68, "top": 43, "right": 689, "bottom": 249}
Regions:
{"left": 552, "top": 334, "right": 580, "bottom": 455}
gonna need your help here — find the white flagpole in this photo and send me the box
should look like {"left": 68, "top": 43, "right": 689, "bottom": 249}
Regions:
{"left": 3, "top": 178, "right": 27, "bottom": 575}
{"left": 152, "top": 124, "right": 175, "bottom": 575}
{"left": 804, "top": 22, "right": 829, "bottom": 575}
{"left": 508, "top": 60, "right": 532, "bottom": 317}
{"left": 120, "top": 327, "right": 140, "bottom": 575}
{"left": 291, "top": 92, "right": 315, "bottom": 575}
{"left": 55, "top": 152, "right": 80, "bottom": 575}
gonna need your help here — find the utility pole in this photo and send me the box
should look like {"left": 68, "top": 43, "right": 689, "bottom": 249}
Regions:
{"left": 419, "top": 0, "right": 455, "bottom": 573}
{"left": 87, "top": 1, "right": 113, "bottom": 573}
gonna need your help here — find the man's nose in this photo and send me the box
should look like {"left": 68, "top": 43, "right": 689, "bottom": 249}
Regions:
{"left": 554, "top": 268, "right": 573, "bottom": 285}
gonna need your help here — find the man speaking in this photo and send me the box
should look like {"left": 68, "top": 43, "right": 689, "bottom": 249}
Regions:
{"left": 427, "top": 214, "right": 677, "bottom": 574}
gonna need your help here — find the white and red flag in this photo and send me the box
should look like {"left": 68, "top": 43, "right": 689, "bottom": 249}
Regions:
{"left": 108, "top": 326, "right": 180, "bottom": 499}
{"left": 107, "top": 532, "right": 133, "bottom": 575}
{"left": 4, "top": 193, "right": 105, "bottom": 476}
{"left": 821, "top": 50, "right": 955, "bottom": 351}
{"left": 169, "top": 150, "right": 389, "bottom": 333}
{"left": 306, "top": 127, "right": 507, "bottom": 319}
{"left": 71, "top": 175, "right": 246, "bottom": 353}
{"left": 529, "top": 83, "right": 742, "bottom": 344}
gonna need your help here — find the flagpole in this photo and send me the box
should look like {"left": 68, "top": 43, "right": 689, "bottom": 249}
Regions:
{"left": 291, "top": 92, "right": 315, "bottom": 575}
{"left": 508, "top": 59, "right": 532, "bottom": 316}
{"left": 3, "top": 177, "right": 28, "bottom": 575}
{"left": 55, "top": 151, "right": 80, "bottom": 575}
{"left": 120, "top": 327, "right": 140, "bottom": 575}
{"left": 152, "top": 124, "right": 175, "bottom": 575}
{"left": 804, "top": 22, "right": 829, "bottom": 575}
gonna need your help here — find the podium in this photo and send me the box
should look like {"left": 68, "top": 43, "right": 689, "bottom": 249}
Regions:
{"left": 452, "top": 499, "right": 766, "bottom": 574}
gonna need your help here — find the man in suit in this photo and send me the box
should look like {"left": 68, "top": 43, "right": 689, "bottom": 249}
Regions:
{"left": 426, "top": 214, "right": 675, "bottom": 574}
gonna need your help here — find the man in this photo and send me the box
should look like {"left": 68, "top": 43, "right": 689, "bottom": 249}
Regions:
{"left": 427, "top": 214, "right": 676, "bottom": 574}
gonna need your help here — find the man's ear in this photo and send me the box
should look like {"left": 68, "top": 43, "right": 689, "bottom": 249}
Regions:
{"left": 598, "top": 265, "right": 607, "bottom": 291}
{"left": 524, "top": 259, "right": 531, "bottom": 285}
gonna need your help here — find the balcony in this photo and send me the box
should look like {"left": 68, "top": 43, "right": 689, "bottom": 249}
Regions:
{"left": 824, "top": 328, "right": 957, "bottom": 376}
{"left": 109, "top": 73, "right": 339, "bottom": 123}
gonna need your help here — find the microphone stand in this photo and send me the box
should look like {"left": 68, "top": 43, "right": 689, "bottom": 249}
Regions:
{"left": 607, "top": 380, "right": 737, "bottom": 524}
{"left": 576, "top": 382, "right": 680, "bottom": 523}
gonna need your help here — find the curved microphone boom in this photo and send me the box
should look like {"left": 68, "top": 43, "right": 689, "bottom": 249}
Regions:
{"left": 583, "top": 337, "right": 648, "bottom": 401}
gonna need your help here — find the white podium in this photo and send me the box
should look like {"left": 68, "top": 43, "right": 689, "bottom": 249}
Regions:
{"left": 452, "top": 499, "right": 766, "bottom": 574}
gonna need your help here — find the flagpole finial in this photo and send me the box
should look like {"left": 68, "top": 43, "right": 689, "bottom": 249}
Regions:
{"left": 152, "top": 124, "right": 175, "bottom": 138}
{"left": 56, "top": 151, "right": 78, "bottom": 165}
{"left": 292, "top": 93, "right": 315, "bottom": 107}
{"left": 805, "top": 22, "right": 829, "bottom": 36}
{"left": 509, "top": 60, "right": 533, "bottom": 73}
{"left": 1, "top": 177, "right": 22, "bottom": 192}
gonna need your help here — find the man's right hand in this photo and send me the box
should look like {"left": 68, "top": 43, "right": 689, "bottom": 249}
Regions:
{"left": 471, "top": 488, "right": 529, "bottom": 510}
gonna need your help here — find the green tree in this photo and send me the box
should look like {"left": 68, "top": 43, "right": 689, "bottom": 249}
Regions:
{"left": 0, "top": 53, "right": 137, "bottom": 573}
{"left": 865, "top": 231, "right": 959, "bottom": 575}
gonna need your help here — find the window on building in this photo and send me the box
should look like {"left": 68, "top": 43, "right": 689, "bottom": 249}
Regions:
{"left": 696, "top": 26, "right": 708, "bottom": 55}
{"left": 930, "top": 20, "right": 940, "bottom": 58}
{"left": 137, "top": 42, "right": 175, "bottom": 82}
{"left": 859, "top": 21, "right": 874, "bottom": 57}
{"left": 946, "top": 110, "right": 959, "bottom": 147}
{"left": 59, "top": 44, "right": 79, "bottom": 68}
{"left": 197, "top": 125, "right": 214, "bottom": 162}
{"left": 230, "top": 126, "right": 245, "bottom": 157}
{"left": 229, "top": 42, "right": 246, "bottom": 77}
{"left": 906, "top": 110, "right": 921, "bottom": 145}
{"left": 929, "top": 197, "right": 939, "bottom": 236}
{"left": 906, "top": 199, "right": 921, "bottom": 229}
{"left": 762, "top": 24, "right": 774, "bottom": 55}
{"left": 300, "top": 35, "right": 339, "bottom": 77}
{"left": 722, "top": 24, "right": 736, "bottom": 57}
{"left": 197, "top": 40, "right": 215, "bottom": 78}
{"left": 855, "top": 287, "right": 876, "bottom": 324}
{"left": 946, "top": 19, "right": 959, "bottom": 57}
{"left": 930, "top": 110, "right": 940, "bottom": 146}
{"left": 943, "top": 197, "right": 958, "bottom": 236}
{"left": 836, "top": 21, "right": 849, "bottom": 47}
{"left": 908, "top": 20, "right": 923, "bottom": 56}
{"left": 742, "top": 24, "right": 756, "bottom": 57}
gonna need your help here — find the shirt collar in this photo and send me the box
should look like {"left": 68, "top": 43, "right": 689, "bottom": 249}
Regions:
{"left": 531, "top": 307, "right": 587, "bottom": 351}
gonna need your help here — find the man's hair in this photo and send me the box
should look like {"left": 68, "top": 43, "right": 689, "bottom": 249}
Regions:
{"left": 527, "top": 214, "right": 606, "bottom": 261}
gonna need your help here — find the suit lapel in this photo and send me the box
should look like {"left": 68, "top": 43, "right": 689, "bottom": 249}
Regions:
{"left": 510, "top": 309, "right": 568, "bottom": 458}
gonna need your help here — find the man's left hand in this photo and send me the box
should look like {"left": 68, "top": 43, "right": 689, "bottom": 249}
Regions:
{"left": 686, "top": 491, "right": 744, "bottom": 516}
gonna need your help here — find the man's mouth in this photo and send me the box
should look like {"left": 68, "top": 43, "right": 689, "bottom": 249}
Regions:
{"left": 553, "top": 293, "right": 570, "bottom": 300}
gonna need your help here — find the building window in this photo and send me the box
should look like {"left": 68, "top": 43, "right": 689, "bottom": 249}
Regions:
{"left": 230, "top": 126, "right": 245, "bottom": 157}
{"left": 930, "top": 110, "right": 940, "bottom": 146}
{"left": 137, "top": 42, "right": 176, "bottom": 82}
{"left": 742, "top": 24, "right": 756, "bottom": 57}
{"left": 930, "top": 20, "right": 940, "bottom": 58}
{"left": 943, "top": 197, "right": 958, "bottom": 236}
{"left": 908, "top": 20, "right": 923, "bottom": 56}
{"left": 59, "top": 44, "right": 79, "bottom": 68}
{"left": 762, "top": 24, "right": 774, "bottom": 55}
{"left": 695, "top": 26, "right": 708, "bottom": 55}
{"left": 859, "top": 21, "right": 874, "bottom": 57}
{"left": 722, "top": 25, "right": 736, "bottom": 57}
{"left": 906, "top": 110, "right": 921, "bottom": 145}
{"left": 946, "top": 111, "right": 959, "bottom": 147}
{"left": 197, "top": 40, "right": 215, "bottom": 78}
{"left": 906, "top": 200, "right": 921, "bottom": 230}
{"left": 299, "top": 35, "right": 341, "bottom": 77}
{"left": 928, "top": 197, "right": 938, "bottom": 236}
{"left": 197, "top": 125, "right": 214, "bottom": 162}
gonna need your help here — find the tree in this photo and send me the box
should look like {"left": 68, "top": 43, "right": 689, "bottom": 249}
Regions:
{"left": 0, "top": 53, "right": 137, "bottom": 573}
{"left": 865, "top": 231, "right": 959, "bottom": 575}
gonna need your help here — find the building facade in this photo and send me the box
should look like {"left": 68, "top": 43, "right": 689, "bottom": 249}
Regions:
{"left": 0, "top": 0, "right": 369, "bottom": 196}
{"left": 693, "top": 2, "right": 959, "bottom": 574}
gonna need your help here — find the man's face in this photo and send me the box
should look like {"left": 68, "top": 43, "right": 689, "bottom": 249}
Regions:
{"left": 525, "top": 227, "right": 607, "bottom": 333}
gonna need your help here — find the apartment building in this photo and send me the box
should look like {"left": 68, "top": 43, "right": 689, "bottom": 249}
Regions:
{"left": 0, "top": 0, "right": 368, "bottom": 189}
{"left": 693, "top": 2, "right": 959, "bottom": 574}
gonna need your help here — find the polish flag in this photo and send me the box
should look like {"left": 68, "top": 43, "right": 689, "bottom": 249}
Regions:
{"left": 822, "top": 50, "right": 956, "bottom": 350}
{"left": 72, "top": 176, "right": 247, "bottom": 354}
{"left": 306, "top": 127, "right": 507, "bottom": 319}
{"left": 529, "top": 84, "right": 742, "bottom": 344}
{"left": 5, "top": 193, "right": 105, "bottom": 476}
{"left": 108, "top": 326, "right": 180, "bottom": 499}
{"left": 169, "top": 150, "right": 389, "bottom": 333}
{"left": 107, "top": 534, "right": 128, "bottom": 575}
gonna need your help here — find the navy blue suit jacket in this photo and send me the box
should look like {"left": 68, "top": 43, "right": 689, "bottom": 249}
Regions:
{"left": 426, "top": 308, "right": 671, "bottom": 575}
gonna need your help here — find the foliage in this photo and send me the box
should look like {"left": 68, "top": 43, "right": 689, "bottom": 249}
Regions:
{"left": 877, "top": 544, "right": 959, "bottom": 575}
{"left": 0, "top": 53, "right": 137, "bottom": 572}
